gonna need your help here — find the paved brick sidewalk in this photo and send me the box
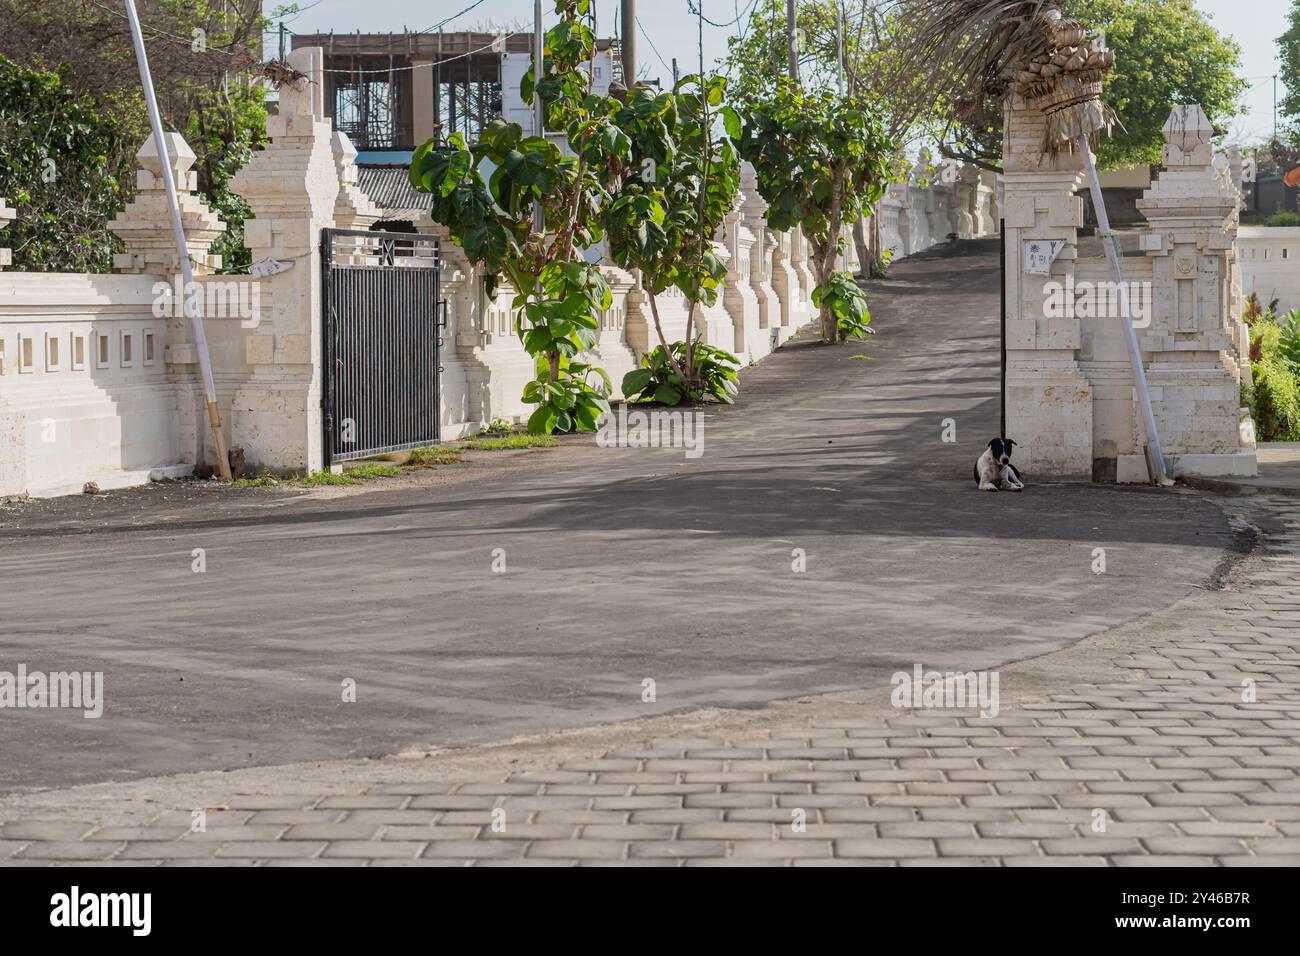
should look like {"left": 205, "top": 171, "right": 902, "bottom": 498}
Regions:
{"left": 3, "top": 495, "right": 1298, "bottom": 867}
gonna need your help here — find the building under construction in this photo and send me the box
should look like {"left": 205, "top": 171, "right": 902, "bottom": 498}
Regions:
{"left": 291, "top": 31, "right": 621, "bottom": 157}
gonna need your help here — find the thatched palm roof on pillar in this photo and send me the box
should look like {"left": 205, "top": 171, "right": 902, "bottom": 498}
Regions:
{"left": 897, "top": 0, "right": 1117, "bottom": 154}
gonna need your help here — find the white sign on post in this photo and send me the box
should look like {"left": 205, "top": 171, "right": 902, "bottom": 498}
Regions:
{"left": 1022, "top": 239, "right": 1065, "bottom": 277}
{"left": 250, "top": 256, "right": 294, "bottom": 278}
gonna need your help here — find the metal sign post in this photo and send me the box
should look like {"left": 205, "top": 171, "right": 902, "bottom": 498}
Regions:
{"left": 123, "top": 0, "right": 232, "bottom": 479}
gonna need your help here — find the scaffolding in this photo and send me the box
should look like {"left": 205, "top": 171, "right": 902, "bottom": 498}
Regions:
{"left": 292, "top": 30, "right": 617, "bottom": 150}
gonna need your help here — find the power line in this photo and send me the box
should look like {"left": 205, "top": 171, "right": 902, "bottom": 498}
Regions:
{"left": 636, "top": 16, "right": 672, "bottom": 77}
{"left": 416, "top": 0, "right": 492, "bottom": 35}
{"left": 687, "top": 0, "right": 759, "bottom": 29}
{"left": 272, "top": 0, "right": 325, "bottom": 27}
{"left": 86, "top": 0, "right": 525, "bottom": 79}
{"left": 317, "top": 34, "right": 530, "bottom": 76}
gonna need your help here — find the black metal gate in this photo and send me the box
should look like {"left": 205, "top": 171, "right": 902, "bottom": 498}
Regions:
{"left": 321, "top": 228, "right": 442, "bottom": 462}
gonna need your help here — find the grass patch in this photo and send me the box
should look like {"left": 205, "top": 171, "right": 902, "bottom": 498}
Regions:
{"left": 301, "top": 464, "right": 401, "bottom": 486}
{"left": 228, "top": 474, "right": 279, "bottom": 488}
{"left": 847, "top": 354, "right": 873, "bottom": 361}
{"left": 227, "top": 433, "right": 558, "bottom": 490}
{"left": 405, "top": 432, "right": 555, "bottom": 466}
{"left": 460, "top": 433, "right": 557, "bottom": 451}
{"left": 406, "top": 445, "right": 464, "bottom": 466}
{"left": 228, "top": 464, "right": 401, "bottom": 489}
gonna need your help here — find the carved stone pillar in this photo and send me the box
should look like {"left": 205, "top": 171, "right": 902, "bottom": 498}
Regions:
{"left": 227, "top": 47, "right": 339, "bottom": 474}
{"left": 1134, "top": 105, "right": 1256, "bottom": 477}
{"left": 108, "top": 133, "right": 225, "bottom": 275}
{"left": 739, "top": 164, "right": 773, "bottom": 335}
{"left": 721, "top": 198, "right": 759, "bottom": 357}
{"left": 1002, "top": 92, "right": 1093, "bottom": 478}
{"left": 331, "top": 131, "right": 381, "bottom": 230}
{"left": 955, "top": 164, "right": 979, "bottom": 239}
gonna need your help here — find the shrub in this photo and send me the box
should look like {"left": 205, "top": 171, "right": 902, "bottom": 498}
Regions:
{"left": 812, "top": 270, "right": 876, "bottom": 341}
{"left": 1249, "top": 319, "right": 1300, "bottom": 441}
{"left": 1275, "top": 309, "right": 1300, "bottom": 370}
{"left": 1265, "top": 211, "right": 1300, "bottom": 227}
{"left": 623, "top": 341, "right": 740, "bottom": 406}
{"left": 0, "top": 57, "right": 131, "bottom": 272}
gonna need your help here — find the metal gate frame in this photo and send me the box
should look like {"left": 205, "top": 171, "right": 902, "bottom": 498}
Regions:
{"left": 321, "top": 228, "right": 444, "bottom": 463}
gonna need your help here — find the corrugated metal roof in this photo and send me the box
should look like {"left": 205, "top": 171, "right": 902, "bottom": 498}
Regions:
{"left": 355, "top": 165, "right": 433, "bottom": 217}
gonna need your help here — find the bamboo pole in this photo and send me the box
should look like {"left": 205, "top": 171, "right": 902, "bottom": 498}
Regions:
{"left": 123, "top": 0, "right": 231, "bottom": 479}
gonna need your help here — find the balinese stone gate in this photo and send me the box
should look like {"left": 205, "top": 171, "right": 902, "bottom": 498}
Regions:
{"left": 1001, "top": 37, "right": 1256, "bottom": 480}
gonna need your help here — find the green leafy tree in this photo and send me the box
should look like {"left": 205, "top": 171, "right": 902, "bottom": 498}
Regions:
{"left": 725, "top": 1, "right": 944, "bottom": 269}
{"left": 1065, "top": 0, "right": 1245, "bottom": 168}
{"left": 0, "top": 58, "right": 132, "bottom": 272}
{"left": 409, "top": 0, "right": 629, "bottom": 434}
{"left": 0, "top": 0, "right": 270, "bottom": 272}
{"left": 898, "top": 0, "right": 1246, "bottom": 171}
{"left": 1282, "top": 0, "right": 1300, "bottom": 143}
{"left": 604, "top": 76, "right": 743, "bottom": 404}
{"left": 733, "top": 80, "right": 895, "bottom": 343}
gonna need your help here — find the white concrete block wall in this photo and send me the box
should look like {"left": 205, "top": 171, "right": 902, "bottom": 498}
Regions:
{"left": 0, "top": 274, "right": 199, "bottom": 497}
{"left": 1238, "top": 227, "right": 1300, "bottom": 314}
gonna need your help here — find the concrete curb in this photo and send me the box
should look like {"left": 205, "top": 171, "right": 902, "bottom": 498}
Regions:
{"left": 1178, "top": 475, "right": 1300, "bottom": 498}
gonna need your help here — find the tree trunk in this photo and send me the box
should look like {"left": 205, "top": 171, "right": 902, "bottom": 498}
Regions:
{"left": 809, "top": 250, "right": 836, "bottom": 343}
{"left": 852, "top": 219, "right": 870, "bottom": 278}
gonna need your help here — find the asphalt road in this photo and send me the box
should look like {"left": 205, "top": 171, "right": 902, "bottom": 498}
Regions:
{"left": 0, "top": 240, "right": 1236, "bottom": 794}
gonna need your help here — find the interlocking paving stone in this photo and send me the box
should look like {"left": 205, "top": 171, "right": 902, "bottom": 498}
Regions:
{"left": 2, "top": 497, "right": 1298, "bottom": 866}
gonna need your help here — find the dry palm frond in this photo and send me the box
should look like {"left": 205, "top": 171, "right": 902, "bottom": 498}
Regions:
{"left": 892, "top": 0, "right": 1121, "bottom": 155}
{"left": 892, "top": 0, "right": 1059, "bottom": 97}
{"left": 261, "top": 59, "right": 308, "bottom": 91}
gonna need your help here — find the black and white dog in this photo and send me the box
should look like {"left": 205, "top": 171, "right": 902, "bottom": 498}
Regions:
{"left": 974, "top": 438, "right": 1024, "bottom": 492}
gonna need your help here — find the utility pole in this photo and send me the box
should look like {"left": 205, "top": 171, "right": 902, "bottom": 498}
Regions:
{"left": 533, "top": 0, "right": 544, "bottom": 233}
{"left": 787, "top": 0, "right": 798, "bottom": 82}
{"left": 621, "top": 0, "right": 636, "bottom": 86}
{"left": 1275, "top": 74, "right": 1279, "bottom": 142}
{"left": 123, "top": 0, "right": 231, "bottom": 479}
{"left": 671, "top": 57, "right": 679, "bottom": 87}
{"left": 278, "top": 22, "right": 286, "bottom": 61}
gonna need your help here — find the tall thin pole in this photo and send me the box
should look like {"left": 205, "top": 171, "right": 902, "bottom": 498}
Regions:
{"left": 532, "top": 0, "right": 544, "bottom": 233}
{"left": 123, "top": 0, "right": 231, "bottom": 479}
{"left": 836, "top": 2, "right": 844, "bottom": 95}
{"left": 787, "top": 0, "right": 798, "bottom": 82}
{"left": 621, "top": 0, "right": 636, "bottom": 85}
{"left": 278, "top": 22, "right": 286, "bottom": 61}
{"left": 1080, "top": 139, "right": 1168, "bottom": 485}
{"left": 671, "top": 57, "right": 679, "bottom": 87}
{"left": 999, "top": 217, "right": 1006, "bottom": 440}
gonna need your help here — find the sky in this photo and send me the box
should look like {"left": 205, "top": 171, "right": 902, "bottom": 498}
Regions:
{"left": 267, "top": 0, "right": 1292, "bottom": 145}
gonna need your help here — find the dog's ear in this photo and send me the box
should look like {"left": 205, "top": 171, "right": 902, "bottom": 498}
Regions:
{"left": 987, "top": 439, "right": 998, "bottom": 448}
{"left": 1006, "top": 439, "right": 1017, "bottom": 447}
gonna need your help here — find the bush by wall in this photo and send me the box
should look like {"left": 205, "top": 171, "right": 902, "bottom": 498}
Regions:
{"left": 1246, "top": 302, "right": 1300, "bottom": 442}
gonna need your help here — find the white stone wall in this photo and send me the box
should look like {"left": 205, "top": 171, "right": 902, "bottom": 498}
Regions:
{"left": 1239, "top": 227, "right": 1300, "bottom": 314}
{"left": 0, "top": 274, "right": 255, "bottom": 497}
